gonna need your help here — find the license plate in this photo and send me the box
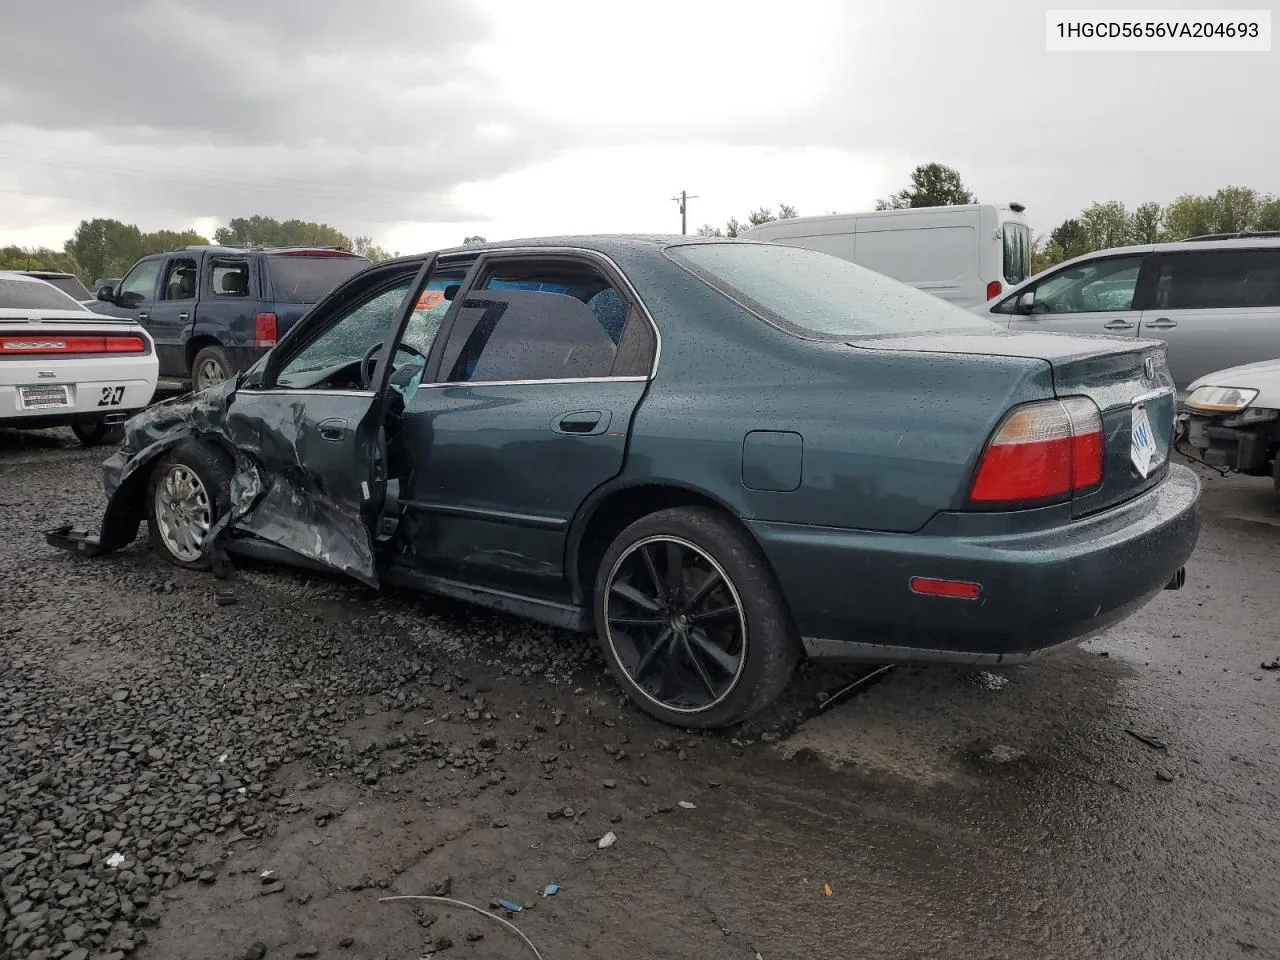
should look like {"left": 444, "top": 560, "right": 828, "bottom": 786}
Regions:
{"left": 18, "top": 385, "right": 70, "bottom": 409}
{"left": 1130, "top": 403, "right": 1161, "bottom": 478}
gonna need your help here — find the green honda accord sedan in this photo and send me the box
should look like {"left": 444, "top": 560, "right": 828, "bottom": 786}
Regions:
{"left": 49, "top": 235, "right": 1201, "bottom": 729}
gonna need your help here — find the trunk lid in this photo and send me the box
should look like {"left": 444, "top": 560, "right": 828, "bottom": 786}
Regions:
{"left": 851, "top": 330, "right": 1176, "bottom": 515}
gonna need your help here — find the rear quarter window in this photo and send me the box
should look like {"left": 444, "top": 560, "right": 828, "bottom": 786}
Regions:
{"left": 667, "top": 241, "right": 999, "bottom": 339}
{"left": 266, "top": 254, "right": 370, "bottom": 304}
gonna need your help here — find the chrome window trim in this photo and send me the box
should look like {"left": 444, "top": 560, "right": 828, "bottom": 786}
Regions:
{"left": 417, "top": 376, "right": 650, "bottom": 389}
{"left": 238, "top": 388, "right": 375, "bottom": 398}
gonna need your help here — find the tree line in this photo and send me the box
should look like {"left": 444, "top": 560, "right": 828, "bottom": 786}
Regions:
{"left": 0, "top": 216, "right": 398, "bottom": 285}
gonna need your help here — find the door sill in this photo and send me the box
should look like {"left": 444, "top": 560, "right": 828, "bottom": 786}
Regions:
{"left": 381, "top": 560, "right": 590, "bottom": 632}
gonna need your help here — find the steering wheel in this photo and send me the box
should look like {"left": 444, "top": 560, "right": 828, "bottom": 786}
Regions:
{"left": 360, "top": 342, "right": 427, "bottom": 389}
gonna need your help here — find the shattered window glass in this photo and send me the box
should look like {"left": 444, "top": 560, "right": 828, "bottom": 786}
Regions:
{"left": 276, "top": 279, "right": 411, "bottom": 387}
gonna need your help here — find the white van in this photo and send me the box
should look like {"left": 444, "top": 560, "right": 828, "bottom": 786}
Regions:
{"left": 739, "top": 203, "right": 1032, "bottom": 309}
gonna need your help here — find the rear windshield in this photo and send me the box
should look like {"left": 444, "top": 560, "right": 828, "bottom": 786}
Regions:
{"left": 266, "top": 254, "right": 369, "bottom": 304}
{"left": 31, "top": 274, "right": 93, "bottom": 300}
{"left": 1003, "top": 223, "right": 1030, "bottom": 285}
{"left": 0, "top": 277, "right": 88, "bottom": 311}
{"left": 668, "top": 242, "right": 998, "bottom": 339}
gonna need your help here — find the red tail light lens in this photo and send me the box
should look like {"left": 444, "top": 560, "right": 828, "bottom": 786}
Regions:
{"left": 0, "top": 335, "right": 146, "bottom": 356}
{"left": 986, "top": 280, "right": 1002, "bottom": 300}
{"left": 969, "top": 397, "right": 1103, "bottom": 507}
{"left": 254, "top": 312, "right": 278, "bottom": 347}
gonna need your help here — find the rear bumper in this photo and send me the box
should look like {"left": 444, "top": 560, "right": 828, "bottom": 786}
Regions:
{"left": 747, "top": 463, "right": 1202, "bottom": 664}
{"left": 0, "top": 355, "right": 157, "bottom": 426}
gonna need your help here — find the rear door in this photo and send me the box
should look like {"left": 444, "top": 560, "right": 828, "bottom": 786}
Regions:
{"left": 998, "top": 252, "right": 1150, "bottom": 336}
{"left": 393, "top": 251, "right": 657, "bottom": 601}
{"left": 147, "top": 254, "right": 199, "bottom": 376}
{"left": 228, "top": 256, "right": 436, "bottom": 585}
{"left": 1138, "top": 247, "right": 1280, "bottom": 391}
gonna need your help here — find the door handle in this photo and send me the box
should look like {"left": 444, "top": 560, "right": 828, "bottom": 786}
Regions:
{"left": 554, "top": 410, "right": 608, "bottom": 435}
{"left": 1103, "top": 319, "right": 1135, "bottom": 330}
{"left": 178, "top": 312, "right": 189, "bottom": 320}
{"left": 1144, "top": 317, "right": 1178, "bottom": 329}
{"left": 137, "top": 312, "right": 149, "bottom": 320}
{"left": 318, "top": 417, "right": 347, "bottom": 441}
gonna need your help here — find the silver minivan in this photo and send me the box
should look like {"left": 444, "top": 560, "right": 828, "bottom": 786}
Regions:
{"left": 977, "top": 234, "right": 1280, "bottom": 393}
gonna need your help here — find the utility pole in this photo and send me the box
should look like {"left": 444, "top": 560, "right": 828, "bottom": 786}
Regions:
{"left": 671, "top": 190, "right": 699, "bottom": 235}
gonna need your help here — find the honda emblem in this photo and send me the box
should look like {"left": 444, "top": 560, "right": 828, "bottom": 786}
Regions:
{"left": 1143, "top": 357, "right": 1156, "bottom": 380}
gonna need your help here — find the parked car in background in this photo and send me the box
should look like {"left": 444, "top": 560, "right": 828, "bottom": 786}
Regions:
{"left": 93, "top": 245, "right": 370, "bottom": 391}
{"left": 977, "top": 234, "right": 1280, "bottom": 393}
{"left": 1181, "top": 357, "right": 1280, "bottom": 489}
{"left": 12, "top": 270, "right": 94, "bottom": 305}
{"left": 50, "top": 237, "right": 1200, "bottom": 728}
{"left": 739, "top": 203, "right": 1031, "bottom": 308}
{"left": 0, "top": 272, "right": 158, "bottom": 446}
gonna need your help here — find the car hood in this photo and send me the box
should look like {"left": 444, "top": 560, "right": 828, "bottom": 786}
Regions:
{"left": 1187, "top": 356, "right": 1280, "bottom": 408}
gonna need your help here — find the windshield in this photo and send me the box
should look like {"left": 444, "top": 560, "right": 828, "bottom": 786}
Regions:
{"left": 266, "top": 254, "right": 370, "bottom": 304}
{"left": 0, "top": 276, "right": 89, "bottom": 311}
{"left": 668, "top": 242, "right": 999, "bottom": 339}
{"left": 1003, "top": 223, "right": 1030, "bottom": 285}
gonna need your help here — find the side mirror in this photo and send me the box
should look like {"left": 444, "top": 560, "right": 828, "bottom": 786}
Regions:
{"left": 1017, "top": 291, "right": 1036, "bottom": 313}
{"left": 443, "top": 284, "right": 460, "bottom": 301}
{"left": 96, "top": 285, "right": 115, "bottom": 302}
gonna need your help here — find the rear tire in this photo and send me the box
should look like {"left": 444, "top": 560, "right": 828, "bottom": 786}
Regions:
{"left": 191, "top": 345, "right": 232, "bottom": 392}
{"left": 592, "top": 506, "right": 800, "bottom": 729}
{"left": 147, "top": 440, "right": 234, "bottom": 571}
{"left": 71, "top": 417, "right": 123, "bottom": 447}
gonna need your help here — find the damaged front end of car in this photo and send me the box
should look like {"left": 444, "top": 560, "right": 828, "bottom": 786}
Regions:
{"left": 1180, "top": 365, "right": 1280, "bottom": 487}
{"left": 45, "top": 381, "right": 382, "bottom": 586}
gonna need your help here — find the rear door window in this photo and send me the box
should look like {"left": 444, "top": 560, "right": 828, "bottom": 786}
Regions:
{"left": 209, "top": 258, "right": 251, "bottom": 298}
{"left": 437, "top": 259, "right": 635, "bottom": 382}
{"left": 1153, "top": 249, "right": 1280, "bottom": 309}
{"left": 266, "top": 253, "right": 370, "bottom": 304}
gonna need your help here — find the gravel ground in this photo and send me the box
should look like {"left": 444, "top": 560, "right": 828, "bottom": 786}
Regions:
{"left": 2, "top": 426, "right": 1278, "bottom": 960}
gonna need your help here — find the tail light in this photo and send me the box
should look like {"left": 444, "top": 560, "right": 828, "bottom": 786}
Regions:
{"left": 254, "top": 312, "right": 278, "bottom": 347}
{"left": 0, "top": 335, "right": 147, "bottom": 356}
{"left": 986, "top": 280, "right": 1002, "bottom": 300}
{"left": 969, "top": 397, "right": 1103, "bottom": 507}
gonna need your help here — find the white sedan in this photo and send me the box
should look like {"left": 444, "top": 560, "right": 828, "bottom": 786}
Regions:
{"left": 0, "top": 272, "right": 158, "bottom": 446}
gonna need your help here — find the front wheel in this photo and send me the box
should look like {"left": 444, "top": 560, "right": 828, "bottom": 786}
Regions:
{"left": 592, "top": 506, "right": 800, "bottom": 729}
{"left": 147, "top": 440, "right": 234, "bottom": 570}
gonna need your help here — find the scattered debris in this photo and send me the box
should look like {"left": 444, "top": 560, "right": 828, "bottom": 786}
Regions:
{"left": 1125, "top": 729, "right": 1169, "bottom": 751}
{"left": 1155, "top": 767, "right": 1176, "bottom": 783}
{"left": 678, "top": 801, "right": 696, "bottom": 810}
{"left": 823, "top": 883, "right": 833, "bottom": 897}
{"left": 497, "top": 899, "right": 523, "bottom": 913}
{"left": 215, "top": 592, "right": 238, "bottom": 607}
{"left": 105, "top": 851, "right": 126, "bottom": 868}
{"left": 380, "top": 895, "right": 545, "bottom": 960}
{"left": 967, "top": 670, "right": 1009, "bottom": 691}
{"left": 982, "top": 744, "right": 1023, "bottom": 764}
{"left": 597, "top": 831, "right": 618, "bottom": 849}
{"left": 818, "top": 664, "right": 895, "bottom": 712}
{"left": 540, "top": 883, "right": 560, "bottom": 898}
{"left": 296, "top": 947, "right": 319, "bottom": 958}
{"left": 602, "top": 778, "right": 618, "bottom": 789}
{"left": 1261, "top": 658, "right": 1280, "bottom": 671}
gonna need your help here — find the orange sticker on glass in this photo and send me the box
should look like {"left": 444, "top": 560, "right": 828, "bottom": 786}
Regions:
{"left": 416, "top": 290, "right": 445, "bottom": 311}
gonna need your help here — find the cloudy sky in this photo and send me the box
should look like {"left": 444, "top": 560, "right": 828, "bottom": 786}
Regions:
{"left": 0, "top": 0, "right": 1274, "bottom": 253}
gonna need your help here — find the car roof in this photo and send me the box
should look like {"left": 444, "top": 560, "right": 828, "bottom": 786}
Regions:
{"left": 170, "top": 244, "right": 369, "bottom": 256}
{"left": 0, "top": 270, "right": 64, "bottom": 283}
{"left": 372, "top": 234, "right": 738, "bottom": 269}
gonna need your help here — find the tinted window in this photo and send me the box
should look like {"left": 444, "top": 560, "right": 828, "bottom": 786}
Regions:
{"left": 439, "top": 290, "right": 619, "bottom": 382}
{"left": 116, "top": 259, "right": 162, "bottom": 307}
{"left": 1007, "top": 255, "right": 1144, "bottom": 315}
{"left": 266, "top": 254, "right": 370, "bottom": 304}
{"left": 210, "top": 259, "right": 250, "bottom": 297}
{"left": 33, "top": 275, "right": 92, "bottom": 300}
{"left": 1155, "top": 250, "right": 1280, "bottom": 309}
{"left": 160, "top": 258, "right": 198, "bottom": 301}
{"left": 0, "top": 277, "right": 88, "bottom": 310}
{"left": 670, "top": 242, "right": 997, "bottom": 338}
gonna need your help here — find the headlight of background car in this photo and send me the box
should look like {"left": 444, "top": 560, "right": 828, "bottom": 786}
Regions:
{"left": 1185, "top": 385, "right": 1259, "bottom": 413}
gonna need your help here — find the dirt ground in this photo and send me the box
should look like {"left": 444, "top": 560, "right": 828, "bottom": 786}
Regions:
{"left": 2, "top": 428, "right": 1278, "bottom": 960}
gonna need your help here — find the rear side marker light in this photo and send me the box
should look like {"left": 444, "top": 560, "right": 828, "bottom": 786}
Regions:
{"left": 910, "top": 577, "right": 982, "bottom": 600}
{"left": 970, "top": 397, "right": 1104, "bottom": 507}
{"left": 986, "top": 280, "right": 1002, "bottom": 300}
{"left": 254, "top": 312, "right": 278, "bottom": 347}
{"left": 0, "top": 335, "right": 146, "bottom": 355}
